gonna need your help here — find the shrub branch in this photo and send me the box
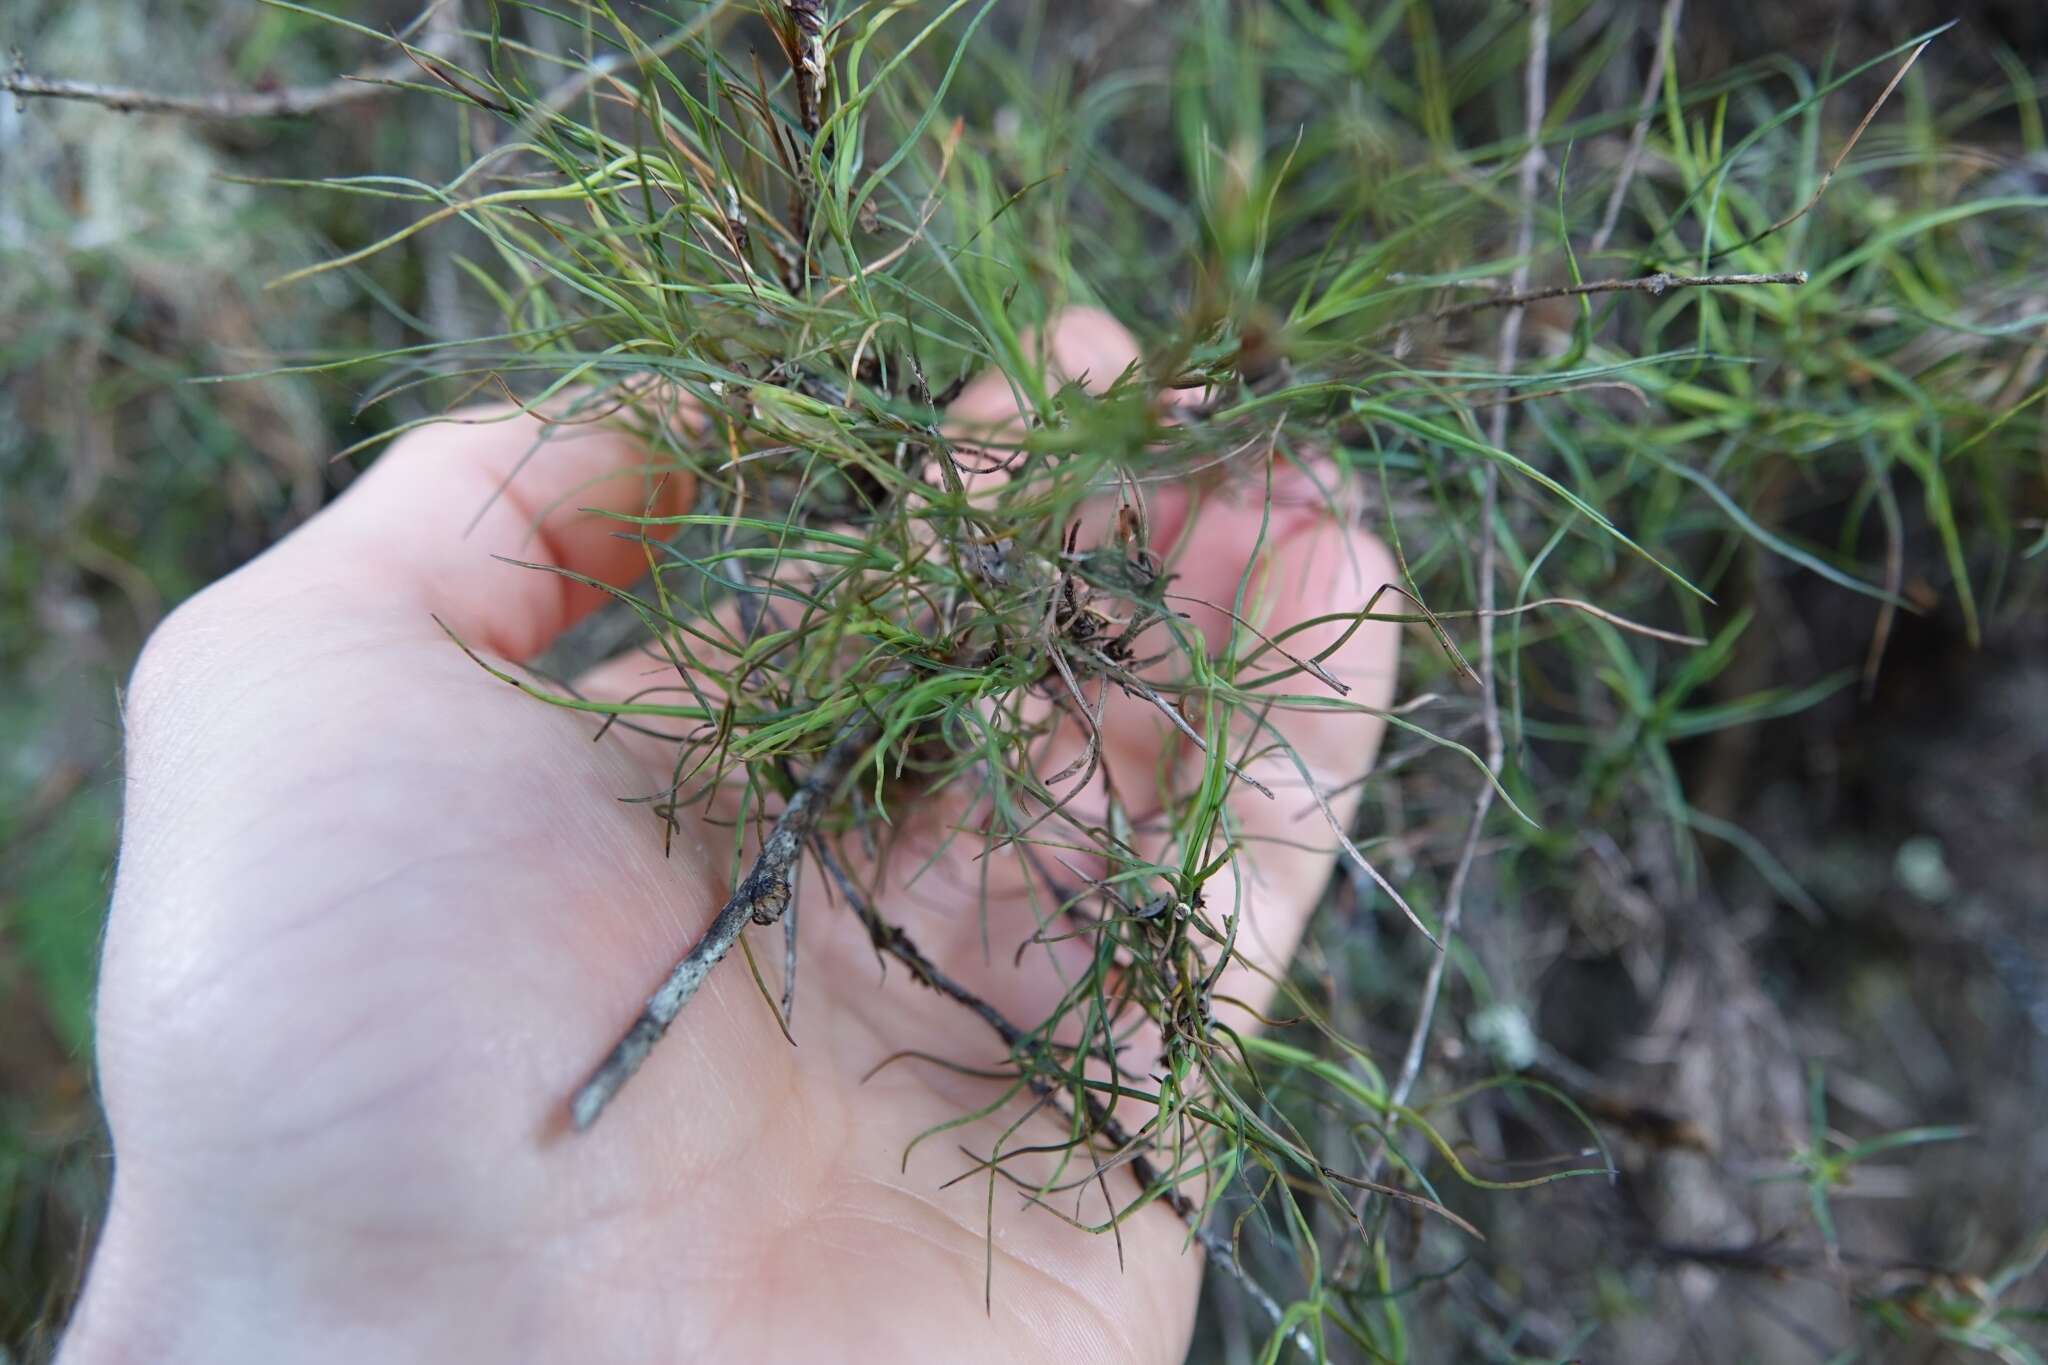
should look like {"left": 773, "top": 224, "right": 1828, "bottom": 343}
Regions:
{"left": 1429, "top": 269, "right": 1808, "bottom": 323}
{"left": 569, "top": 724, "right": 874, "bottom": 1129}
{"left": 3, "top": 37, "right": 454, "bottom": 120}
{"left": 1379, "top": 0, "right": 1551, "bottom": 1175}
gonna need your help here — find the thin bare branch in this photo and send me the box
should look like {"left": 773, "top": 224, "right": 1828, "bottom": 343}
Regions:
{"left": 780, "top": 867, "right": 802, "bottom": 1029}
{"left": 1372, "top": 595, "right": 1708, "bottom": 647}
{"left": 570, "top": 725, "right": 872, "bottom": 1130}
{"left": 1381, "top": 0, "right": 1550, "bottom": 1161}
{"left": 1590, "top": 0, "right": 1686, "bottom": 255}
{"left": 1085, "top": 649, "right": 1275, "bottom": 800}
{"left": 3, "top": 38, "right": 454, "bottom": 120}
{"left": 1164, "top": 592, "right": 1350, "bottom": 695}
{"left": 1430, "top": 270, "right": 1807, "bottom": 325}
{"left": 786, "top": 1, "right": 827, "bottom": 138}
{"left": 1314, "top": 1166, "right": 1485, "bottom": 1240}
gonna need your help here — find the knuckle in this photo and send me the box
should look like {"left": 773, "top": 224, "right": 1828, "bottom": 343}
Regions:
{"left": 124, "top": 582, "right": 239, "bottom": 738}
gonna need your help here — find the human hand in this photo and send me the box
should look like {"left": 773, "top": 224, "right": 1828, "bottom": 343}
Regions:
{"left": 64, "top": 310, "right": 1398, "bottom": 1363}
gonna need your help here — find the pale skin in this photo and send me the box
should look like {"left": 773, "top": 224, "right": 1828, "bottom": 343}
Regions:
{"left": 63, "top": 311, "right": 1398, "bottom": 1363}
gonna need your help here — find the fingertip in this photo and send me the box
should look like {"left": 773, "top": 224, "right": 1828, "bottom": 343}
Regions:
{"left": 1193, "top": 504, "right": 1400, "bottom": 1021}
{"left": 1260, "top": 506, "right": 1403, "bottom": 740}
{"left": 1154, "top": 458, "right": 1391, "bottom": 668}
{"left": 1035, "top": 306, "right": 1143, "bottom": 392}
{"left": 947, "top": 306, "right": 1142, "bottom": 431}
{"left": 302, "top": 398, "right": 698, "bottom": 661}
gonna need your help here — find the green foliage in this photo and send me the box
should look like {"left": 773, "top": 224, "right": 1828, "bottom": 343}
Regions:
{"left": 242, "top": 0, "right": 2048, "bottom": 1356}
{"left": 1777, "top": 1063, "right": 1973, "bottom": 1262}
{"left": 1868, "top": 1229, "right": 2048, "bottom": 1365}
{"left": 6, "top": 0, "right": 2046, "bottom": 1358}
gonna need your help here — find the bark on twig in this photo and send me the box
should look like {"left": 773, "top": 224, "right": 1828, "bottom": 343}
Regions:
{"left": 786, "top": 1, "right": 826, "bottom": 139}
{"left": 1377, "top": 0, "right": 1552, "bottom": 1177}
{"left": 1429, "top": 269, "right": 1807, "bottom": 324}
{"left": 770, "top": 1, "right": 828, "bottom": 292}
{"left": 569, "top": 725, "right": 872, "bottom": 1129}
{"left": 1590, "top": 0, "right": 1686, "bottom": 255}
{"left": 4, "top": 41, "right": 454, "bottom": 121}
{"left": 422, "top": 3, "right": 481, "bottom": 345}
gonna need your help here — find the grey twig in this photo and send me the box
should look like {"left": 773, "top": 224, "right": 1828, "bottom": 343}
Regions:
{"left": 423, "top": 2, "right": 480, "bottom": 345}
{"left": 1377, "top": 0, "right": 1550, "bottom": 1171}
{"left": 786, "top": 1, "right": 826, "bottom": 139}
{"left": 569, "top": 725, "right": 870, "bottom": 1130}
{"left": 1429, "top": 269, "right": 1806, "bottom": 324}
{"left": 779, "top": 862, "right": 801, "bottom": 1029}
{"left": 3, "top": 39, "right": 455, "bottom": 120}
{"left": 515, "top": 18, "right": 710, "bottom": 140}
{"left": 814, "top": 843, "right": 1025, "bottom": 1045}
{"left": 1590, "top": 0, "right": 1686, "bottom": 255}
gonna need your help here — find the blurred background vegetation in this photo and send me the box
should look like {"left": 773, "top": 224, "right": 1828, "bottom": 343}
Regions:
{"left": 3, "top": 1, "right": 2045, "bottom": 1360}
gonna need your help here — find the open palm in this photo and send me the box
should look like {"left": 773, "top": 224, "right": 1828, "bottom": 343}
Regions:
{"left": 65, "top": 313, "right": 1396, "bottom": 1364}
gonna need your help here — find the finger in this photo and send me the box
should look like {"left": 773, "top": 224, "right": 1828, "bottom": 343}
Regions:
{"left": 1162, "top": 470, "right": 1400, "bottom": 1023}
{"left": 948, "top": 304, "right": 1145, "bottom": 431}
{"left": 569, "top": 594, "right": 757, "bottom": 776}
{"left": 945, "top": 305, "right": 1147, "bottom": 501}
{"left": 281, "top": 396, "right": 697, "bottom": 661}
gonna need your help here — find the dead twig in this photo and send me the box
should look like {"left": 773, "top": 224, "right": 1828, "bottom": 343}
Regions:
{"left": 1429, "top": 270, "right": 1807, "bottom": 325}
{"left": 1371, "top": 594, "right": 1708, "bottom": 648}
{"left": 763, "top": 0, "right": 829, "bottom": 292}
{"left": 1377, "top": 0, "right": 1550, "bottom": 1176}
{"left": 569, "top": 724, "right": 872, "bottom": 1129}
{"left": 4, "top": 37, "right": 455, "bottom": 120}
{"left": 1088, "top": 651, "right": 1276, "bottom": 800}
{"left": 1590, "top": 0, "right": 1685, "bottom": 255}
{"left": 784, "top": 0, "right": 827, "bottom": 139}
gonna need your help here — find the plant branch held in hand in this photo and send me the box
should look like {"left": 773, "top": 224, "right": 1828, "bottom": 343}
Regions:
{"left": 570, "top": 724, "right": 874, "bottom": 1130}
